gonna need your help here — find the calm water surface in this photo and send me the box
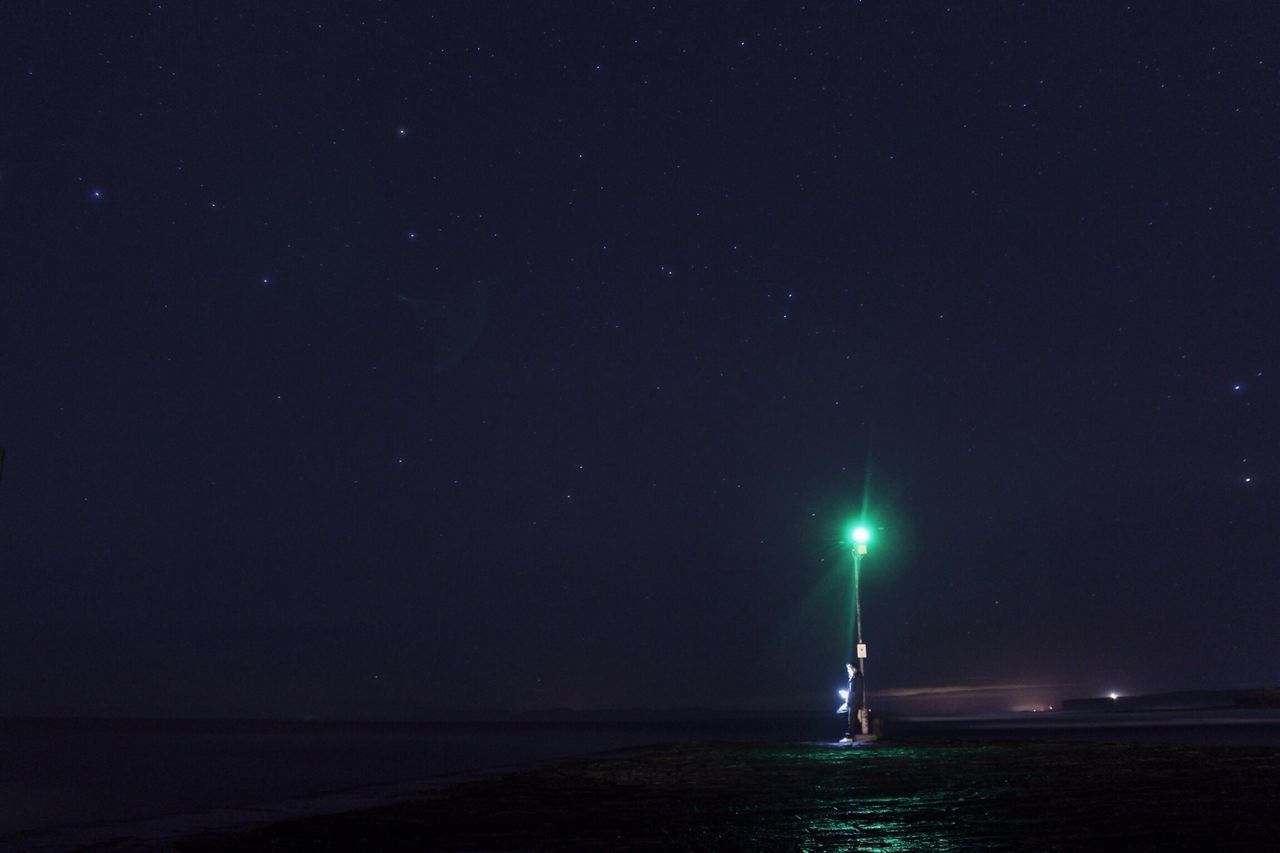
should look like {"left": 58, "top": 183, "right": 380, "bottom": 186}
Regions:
{"left": 0, "top": 717, "right": 770, "bottom": 849}
{"left": 2, "top": 711, "right": 1277, "bottom": 850}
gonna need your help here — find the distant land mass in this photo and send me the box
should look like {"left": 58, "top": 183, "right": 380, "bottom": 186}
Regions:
{"left": 514, "top": 689, "right": 1280, "bottom": 722}
{"left": 1061, "top": 688, "right": 1280, "bottom": 712}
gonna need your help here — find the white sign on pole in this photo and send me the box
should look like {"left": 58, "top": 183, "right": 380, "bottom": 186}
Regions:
{"left": 856, "top": 644, "right": 867, "bottom": 659}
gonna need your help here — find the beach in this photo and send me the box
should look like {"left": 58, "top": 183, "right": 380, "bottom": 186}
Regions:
{"left": 179, "top": 737, "right": 1280, "bottom": 850}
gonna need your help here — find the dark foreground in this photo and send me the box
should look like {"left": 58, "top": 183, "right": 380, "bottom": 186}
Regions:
{"left": 179, "top": 738, "right": 1280, "bottom": 851}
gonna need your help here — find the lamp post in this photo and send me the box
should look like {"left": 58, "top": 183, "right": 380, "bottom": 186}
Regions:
{"left": 847, "top": 525, "right": 870, "bottom": 740}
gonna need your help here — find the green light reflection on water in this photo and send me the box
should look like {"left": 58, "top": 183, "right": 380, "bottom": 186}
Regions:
{"left": 753, "top": 743, "right": 996, "bottom": 852}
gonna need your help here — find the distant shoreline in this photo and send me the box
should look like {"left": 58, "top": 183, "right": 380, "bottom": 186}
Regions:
{"left": 1059, "top": 686, "right": 1280, "bottom": 712}
{"left": 4, "top": 686, "right": 1276, "bottom": 725}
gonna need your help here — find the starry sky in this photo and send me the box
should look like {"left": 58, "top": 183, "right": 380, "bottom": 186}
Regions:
{"left": 1, "top": 2, "right": 1276, "bottom": 719}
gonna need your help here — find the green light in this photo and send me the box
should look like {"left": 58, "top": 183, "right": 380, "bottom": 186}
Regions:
{"left": 851, "top": 526, "right": 870, "bottom": 545}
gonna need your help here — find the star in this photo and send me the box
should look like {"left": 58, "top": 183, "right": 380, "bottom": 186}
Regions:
{"left": 88, "top": 186, "right": 105, "bottom": 200}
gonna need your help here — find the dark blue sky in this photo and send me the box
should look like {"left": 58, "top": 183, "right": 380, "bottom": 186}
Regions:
{"left": 1, "top": 2, "right": 1275, "bottom": 718}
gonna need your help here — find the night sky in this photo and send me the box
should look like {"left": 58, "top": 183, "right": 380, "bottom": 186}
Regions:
{"left": 2, "top": 2, "right": 1276, "bottom": 720}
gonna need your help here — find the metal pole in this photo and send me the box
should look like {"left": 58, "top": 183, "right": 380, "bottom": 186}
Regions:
{"left": 854, "top": 551, "right": 868, "bottom": 735}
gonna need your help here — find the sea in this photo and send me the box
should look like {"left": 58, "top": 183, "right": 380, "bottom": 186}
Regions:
{"left": 2, "top": 710, "right": 1278, "bottom": 851}
{"left": 0, "top": 716, "right": 810, "bottom": 851}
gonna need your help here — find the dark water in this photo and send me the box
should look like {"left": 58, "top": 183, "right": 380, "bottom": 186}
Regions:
{"left": 2, "top": 711, "right": 1278, "bottom": 850}
{"left": 0, "top": 716, "right": 806, "bottom": 850}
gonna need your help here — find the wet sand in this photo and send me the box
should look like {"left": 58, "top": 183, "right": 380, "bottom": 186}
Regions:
{"left": 178, "top": 738, "right": 1280, "bottom": 850}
